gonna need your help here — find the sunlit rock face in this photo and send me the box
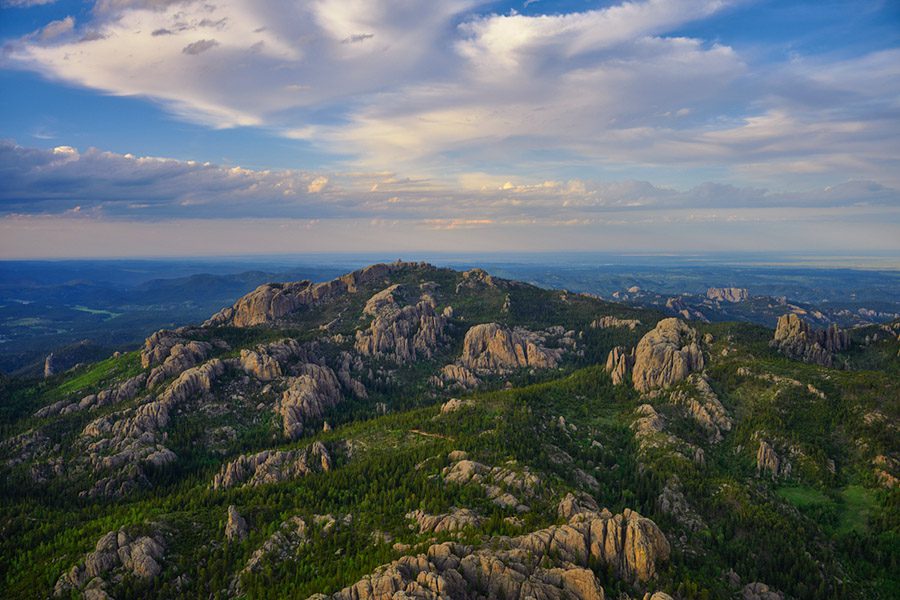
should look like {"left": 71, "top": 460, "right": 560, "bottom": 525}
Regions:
{"left": 632, "top": 318, "right": 704, "bottom": 393}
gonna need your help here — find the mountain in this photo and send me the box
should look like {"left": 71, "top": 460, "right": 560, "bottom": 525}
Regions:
{"left": 1, "top": 262, "right": 897, "bottom": 599}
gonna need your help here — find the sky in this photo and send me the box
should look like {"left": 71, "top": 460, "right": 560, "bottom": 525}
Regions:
{"left": 0, "top": 0, "right": 898, "bottom": 258}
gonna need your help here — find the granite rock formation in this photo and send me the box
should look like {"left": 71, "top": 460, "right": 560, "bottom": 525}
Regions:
{"left": 632, "top": 319, "right": 704, "bottom": 393}
{"left": 770, "top": 314, "right": 850, "bottom": 367}
{"left": 35, "top": 372, "right": 147, "bottom": 418}
{"left": 460, "top": 323, "right": 562, "bottom": 373}
{"left": 354, "top": 287, "right": 450, "bottom": 364}
{"left": 226, "top": 505, "right": 249, "bottom": 542}
{"left": 756, "top": 439, "right": 790, "bottom": 479}
{"left": 206, "top": 262, "right": 427, "bottom": 327}
{"left": 406, "top": 508, "right": 483, "bottom": 534}
{"left": 591, "top": 316, "right": 641, "bottom": 330}
{"left": 706, "top": 287, "right": 750, "bottom": 302}
{"left": 669, "top": 374, "right": 733, "bottom": 442}
{"left": 316, "top": 507, "right": 670, "bottom": 600}
{"left": 605, "top": 346, "right": 635, "bottom": 386}
{"left": 277, "top": 365, "right": 343, "bottom": 440}
{"left": 212, "top": 441, "right": 332, "bottom": 490}
{"left": 54, "top": 527, "right": 165, "bottom": 597}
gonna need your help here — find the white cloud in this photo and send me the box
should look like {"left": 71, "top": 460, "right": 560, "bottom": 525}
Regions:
{"left": 38, "top": 16, "right": 75, "bottom": 41}
{"left": 1, "top": 0, "right": 898, "bottom": 190}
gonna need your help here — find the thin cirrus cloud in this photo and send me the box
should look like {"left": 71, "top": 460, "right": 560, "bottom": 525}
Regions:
{"left": 2, "top": 0, "right": 897, "bottom": 187}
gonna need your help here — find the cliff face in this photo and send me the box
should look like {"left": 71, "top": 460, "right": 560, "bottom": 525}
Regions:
{"left": 632, "top": 318, "right": 704, "bottom": 393}
{"left": 771, "top": 314, "right": 850, "bottom": 366}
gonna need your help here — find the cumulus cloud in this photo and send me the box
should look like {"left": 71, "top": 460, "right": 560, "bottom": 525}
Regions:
{"left": 1, "top": 0, "right": 898, "bottom": 190}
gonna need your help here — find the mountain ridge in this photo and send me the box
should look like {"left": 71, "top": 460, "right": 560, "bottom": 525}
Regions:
{"left": 1, "top": 261, "right": 897, "bottom": 599}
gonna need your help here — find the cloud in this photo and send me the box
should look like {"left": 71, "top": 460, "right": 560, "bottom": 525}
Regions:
{"left": 182, "top": 39, "right": 219, "bottom": 55}
{"left": 1, "top": 141, "right": 897, "bottom": 226}
{"left": 37, "top": 16, "right": 75, "bottom": 41}
{"left": 1, "top": 0, "right": 898, "bottom": 190}
{"left": 341, "top": 33, "right": 374, "bottom": 44}
{"left": 307, "top": 176, "right": 328, "bottom": 193}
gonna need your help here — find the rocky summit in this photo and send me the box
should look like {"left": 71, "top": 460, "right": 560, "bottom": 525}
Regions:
{"left": 0, "top": 262, "right": 897, "bottom": 600}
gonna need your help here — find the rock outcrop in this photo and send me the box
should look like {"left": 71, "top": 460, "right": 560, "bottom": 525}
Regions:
{"left": 226, "top": 505, "right": 249, "bottom": 542}
{"left": 742, "top": 582, "right": 784, "bottom": 600}
{"left": 632, "top": 319, "right": 704, "bottom": 393}
{"left": 145, "top": 335, "right": 214, "bottom": 389}
{"left": 212, "top": 441, "right": 332, "bottom": 490}
{"left": 440, "top": 398, "right": 476, "bottom": 414}
{"left": 669, "top": 375, "right": 732, "bottom": 442}
{"left": 557, "top": 492, "right": 600, "bottom": 520}
{"left": 455, "top": 268, "right": 498, "bottom": 292}
{"left": 355, "top": 287, "right": 450, "bottom": 364}
{"left": 435, "top": 364, "right": 481, "bottom": 390}
{"left": 277, "top": 365, "right": 343, "bottom": 440}
{"left": 43, "top": 353, "right": 55, "bottom": 378}
{"left": 406, "top": 508, "right": 483, "bottom": 534}
{"left": 658, "top": 478, "right": 705, "bottom": 531}
{"left": 460, "top": 323, "right": 562, "bottom": 373}
{"left": 318, "top": 508, "right": 669, "bottom": 600}
{"left": 770, "top": 314, "right": 850, "bottom": 367}
{"left": 54, "top": 527, "right": 165, "bottom": 598}
{"left": 605, "top": 346, "right": 635, "bottom": 386}
{"left": 78, "top": 360, "right": 224, "bottom": 497}
{"left": 591, "top": 316, "right": 641, "bottom": 330}
{"left": 239, "top": 516, "right": 308, "bottom": 578}
{"left": 443, "top": 453, "right": 541, "bottom": 511}
{"left": 206, "top": 262, "right": 428, "bottom": 327}
{"left": 706, "top": 287, "right": 749, "bottom": 302}
{"left": 756, "top": 439, "right": 790, "bottom": 479}
{"left": 35, "top": 372, "right": 147, "bottom": 418}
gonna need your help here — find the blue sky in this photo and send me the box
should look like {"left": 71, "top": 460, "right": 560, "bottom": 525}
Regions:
{"left": 0, "top": 0, "right": 898, "bottom": 257}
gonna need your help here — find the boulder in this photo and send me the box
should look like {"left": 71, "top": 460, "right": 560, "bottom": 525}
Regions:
{"left": 742, "top": 582, "right": 784, "bottom": 600}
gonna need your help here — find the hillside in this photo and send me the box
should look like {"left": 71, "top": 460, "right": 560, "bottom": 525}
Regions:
{"left": 1, "top": 262, "right": 897, "bottom": 600}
